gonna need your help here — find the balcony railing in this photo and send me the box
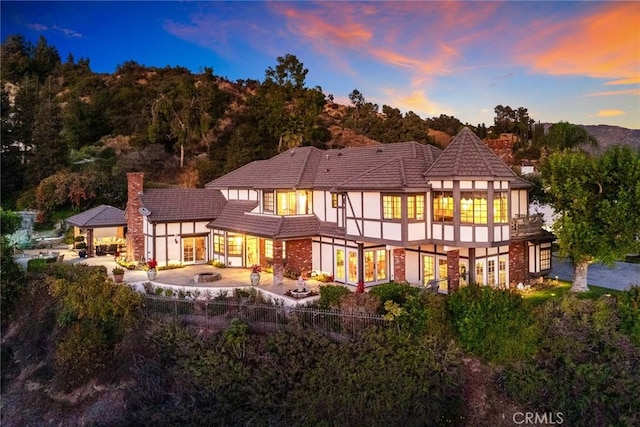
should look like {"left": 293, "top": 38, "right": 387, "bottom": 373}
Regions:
{"left": 510, "top": 213, "right": 546, "bottom": 238}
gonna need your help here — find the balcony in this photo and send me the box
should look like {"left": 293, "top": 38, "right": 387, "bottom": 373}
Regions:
{"left": 510, "top": 213, "right": 547, "bottom": 240}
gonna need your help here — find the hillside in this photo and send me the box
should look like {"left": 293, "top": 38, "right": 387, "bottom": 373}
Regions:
{"left": 581, "top": 124, "right": 640, "bottom": 153}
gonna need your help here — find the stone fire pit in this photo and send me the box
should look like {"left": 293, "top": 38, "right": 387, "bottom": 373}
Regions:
{"left": 194, "top": 272, "right": 222, "bottom": 283}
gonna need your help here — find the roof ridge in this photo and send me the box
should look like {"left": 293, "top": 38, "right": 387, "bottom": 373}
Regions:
{"left": 87, "top": 205, "right": 109, "bottom": 223}
{"left": 399, "top": 158, "right": 407, "bottom": 187}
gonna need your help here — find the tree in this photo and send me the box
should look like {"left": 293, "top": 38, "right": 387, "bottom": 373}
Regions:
{"left": 264, "top": 54, "right": 308, "bottom": 91}
{"left": 541, "top": 146, "right": 640, "bottom": 292}
{"left": 1, "top": 208, "right": 25, "bottom": 322}
{"left": 25, "top": 78, "right": 67, "bottom": 184}
{"left": 540, "top": 121, "right": 598, "bottom": 152}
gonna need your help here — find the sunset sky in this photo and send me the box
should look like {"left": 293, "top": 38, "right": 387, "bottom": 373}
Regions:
{"left": 2, "top": 1, "right": 639, "bottom": 129}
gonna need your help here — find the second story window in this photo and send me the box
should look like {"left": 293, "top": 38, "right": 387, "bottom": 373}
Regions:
{"left": 276, "top": 190, "right": 312, "bottom": 215}
{"left": 493, "top": 191, "right": 508, "bottom": 223}
{"left": 263, "top": 191, "right": 274, "bottom": 213}
{"left": 382, "top": 195, "right": 402, "bottom": 220}
{"left": 331, "top": 193, "right": 340, "bottom": 208}
{"left": 460, "top": 192, "right": 487, "bottom": 224}
{"left": 407, "top": 194, "right": 425, "bottom": 220}
{"left": 433, "top": 191, "right": 453, "bottom": 222}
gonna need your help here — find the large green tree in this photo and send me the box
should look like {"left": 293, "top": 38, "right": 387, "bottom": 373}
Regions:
{"left": 540, "top": 121, "right": 598, "bottom": 152}
{"left": 542, "top": 146, "right": 640, "bottom": 291}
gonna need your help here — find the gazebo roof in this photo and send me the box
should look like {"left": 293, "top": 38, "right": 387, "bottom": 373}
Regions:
{"left": 65, "top": 205, "right": 126, "bottom": 228}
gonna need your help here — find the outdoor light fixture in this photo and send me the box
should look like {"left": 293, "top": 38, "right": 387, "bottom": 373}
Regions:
{"left": 174, "top": 234, "right": 178, "bottom": 244}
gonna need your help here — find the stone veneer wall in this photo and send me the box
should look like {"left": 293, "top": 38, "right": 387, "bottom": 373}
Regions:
{"left": 393, "top": 248, "right": 406, "bottom": 282}
{"left": 126, "top": 172, "right": 145, "bottom": 262}
{"left": 272, "top": 240, "right": 284, "bottom": 285}
{"left": 447, "top": 249, "right": 460, "bottom": 293}
{"left": 284, "top": 239, "right": 313, "bottom": 277}
{"left": 508, "top": 241, "right": 528, "bottom": 288}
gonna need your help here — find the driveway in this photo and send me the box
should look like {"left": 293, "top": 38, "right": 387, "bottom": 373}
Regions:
{"left": 550, "top": 255, "right": 640, "bottom": 291}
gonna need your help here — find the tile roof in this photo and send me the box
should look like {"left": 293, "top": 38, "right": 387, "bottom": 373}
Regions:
{"left": 424, "top": 127, "right": 518, "bottom": 180}
{"left": 65, "top": 205, "right": 126, "bottom": 228}
{"left": 205, "top": 148, "right": 322, "bottom": 190}
{"left": 140, "top": 189, "right": 227, "bottom": 222}
{"left": 207, "top": 200, "right": 320, "bottom": 239}
{"left": 206, "top": 141, "right": 443, "bottom": 191}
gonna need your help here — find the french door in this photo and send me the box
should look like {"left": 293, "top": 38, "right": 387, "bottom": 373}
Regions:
{"left": 183, "top": 237, "right": 206, "bottom": 264}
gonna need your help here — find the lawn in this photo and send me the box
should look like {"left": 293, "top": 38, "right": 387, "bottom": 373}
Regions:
{"left": 522, "top": 280, "right": 621, "bottom": 306}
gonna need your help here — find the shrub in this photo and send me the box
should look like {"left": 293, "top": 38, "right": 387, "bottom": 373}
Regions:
{"left": 503, "top": 295, "right": 640, "bottom": 426}
{"left": 112, "top": 266, "right": 125, "bottom": 275}
{"left": 617, "top": 285, "right": 640, "bottom": 346}
{"left": 369, "top": 281, "right": 420, "bottom": 312}
{"left": 50, "top": 265, "right": 143, "bottom": 390}
{"left": 27, "top": 258, "right": 48, "bottom": 273}
{"left": 317, "top": 284, "right": 351, "bottom": 309}
{"left": 447, "top": 284, "right": 539, "bottom": 363}
{"left": 384, "top": 292, "right": 453, "bottom": 338}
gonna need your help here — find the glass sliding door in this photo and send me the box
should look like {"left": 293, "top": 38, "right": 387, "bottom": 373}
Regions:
{"left": 183, "top": 237, "right": 206, "bottom": 264}
{"left": 364, "top": 249, "right": 387, "bottom": 284}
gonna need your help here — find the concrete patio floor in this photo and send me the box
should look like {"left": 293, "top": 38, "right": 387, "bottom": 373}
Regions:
{"left": 15, "top": 247, "right": 328, "bottom": 304}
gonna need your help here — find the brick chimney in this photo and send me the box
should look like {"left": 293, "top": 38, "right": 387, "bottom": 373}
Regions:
{"left": 126, "top": 172, "right": 145, "bottom": 262}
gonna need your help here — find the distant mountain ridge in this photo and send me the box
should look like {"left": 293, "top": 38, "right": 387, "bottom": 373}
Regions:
{"left": 580, "top": 124, "right": 640, "bottom": 153}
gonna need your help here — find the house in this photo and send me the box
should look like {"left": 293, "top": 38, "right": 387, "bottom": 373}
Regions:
{"left": 125, "top": 127, "right": 554, "bottom": 292}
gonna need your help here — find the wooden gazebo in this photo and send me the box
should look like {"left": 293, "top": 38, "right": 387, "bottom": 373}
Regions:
{"left": 65, "top": 205, "right": 126, "bottom": 257}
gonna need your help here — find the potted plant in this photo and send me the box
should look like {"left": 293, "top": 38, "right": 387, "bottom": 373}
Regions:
{"left": 250, "top": 264, "right": 261, "bottom": 286}
{"left": 112, "top": 266, "right": 125, "bottom": 283}
{"left": 146, "top": 259, "right": 158, "bottom": 280}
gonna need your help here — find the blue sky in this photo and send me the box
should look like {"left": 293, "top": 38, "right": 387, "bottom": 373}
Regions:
{"left": 2, "top": 1, "right": 639, "bottom": 129}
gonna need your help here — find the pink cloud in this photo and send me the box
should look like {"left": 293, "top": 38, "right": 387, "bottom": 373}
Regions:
{"left": 518, "top": 2, "right": 640, "bottom": 83}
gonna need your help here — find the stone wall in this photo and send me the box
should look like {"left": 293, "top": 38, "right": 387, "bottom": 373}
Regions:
{"left": 447, "top": 249, "right": 460, "bottom": 292}
{"left": 285, "top": 238, "right": 313, "bottom": 277}
{"left": 126, "top": 172, "right": 145, "bottom": 262}
{"left": 393, "top": 248, "right": 406, "bottom": 282}
{"left": 509, "top": 241, "right": 528, "bottom": 288}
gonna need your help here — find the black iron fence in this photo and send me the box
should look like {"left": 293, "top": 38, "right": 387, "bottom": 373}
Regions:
{"left": 142, "top": 295, "right": 389, "bottom": 340}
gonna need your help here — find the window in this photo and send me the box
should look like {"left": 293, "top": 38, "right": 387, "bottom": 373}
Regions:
{"left": 438, "top": 259, "right": 448, "bottom": 292}
{"left": 331, "top": 193, "right": 339, "bottom": 208}
{"left": 487, "top": 259, "right": 496, "bottom": 286}
{"left": 364, "top": 249, "right": 387, "bottom": 282}
{"left": 276, "top": 190, "right": 312, "bottom": 215}
{"left": 263, "top": 191, "right": 274, "bottom": 213}
{"left": 213, "top": 234, "right": 224, "bottom": 254}
{"left": 227, "top": 235, "right": 242, "bottom": 255}
{"left": 433, "top": 191, "right": 453, "bottom": 222}
{"left": 407, "top": 194, "right": 425, "bottom": 220}
{"left": 265, "top": 239, "right": 273, "bottom": 259}
{"left": 493, "top": 191, "right": 508, "bottom": 223}
{"left": 423, "top": 256, "right": 435, "bottom": 286}
{"left": 540, "top": 248, "right": 551, "bottom": 270}
{"left": 382, "top": 195, "right": 402, "bottom": 220}
{"left": 460, "top": 192, "right": 487, "bottom": 224}
{"left": 476, "top": 262, "right": 484, "bottom": 285}
{"left": 499, "top": 257, "right": 507, "bottom": 288}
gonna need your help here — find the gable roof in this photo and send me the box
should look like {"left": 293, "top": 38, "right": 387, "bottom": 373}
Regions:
{"left": 207, "top": 200, "right": 320, "bottom": 239}
{"left": 424, "top": 127, "right": 518, "bottom": 180}
{"left": 205, "top": 147, "right": 323, "bottom": 190}
{"left": 140, "top": 188, "right": 227, "bottom": 222}
{"left": 65, "top": 205, "right": 126, "bottom": 228}
{"left": 206, "top": 141, "right": 443, "bottom": 191}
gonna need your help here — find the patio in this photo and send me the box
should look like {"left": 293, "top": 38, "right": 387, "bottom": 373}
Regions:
{"left": 17, "top": 248, "right": 331, "bottom": 305}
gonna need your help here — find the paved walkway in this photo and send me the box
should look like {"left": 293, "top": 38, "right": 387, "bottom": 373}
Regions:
{"left": 550, "top": 255, "right": 640, "bottom": 291}
{"left": 15, "top": 247, "right": 327, "bottom": 305}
